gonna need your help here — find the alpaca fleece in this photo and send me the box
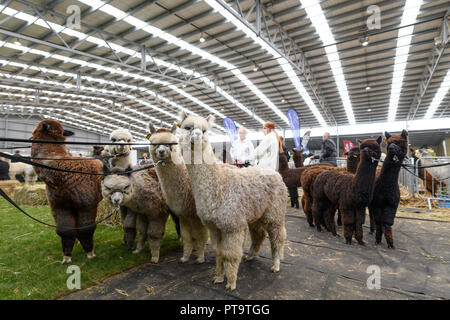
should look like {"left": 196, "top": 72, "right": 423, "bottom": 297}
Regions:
{"left": 101, "top": 166, "right": 170, "bottom": 263}
{"left": 312, "top": 138, "right": 382, "bottom": 244}
{"left": 178, "top": 111, "right": 287, "bottom": 292}
{"left": 292, "top": 149, "right": 303, "bottom": 168}
{"left": 148, "top": 123, "right": 208, "bottom": 264}
{"left": 31, "top": 120, "right": 103, "bottom": 264}
{"left": 278, "top": 152, "right": 310, "bottom": 209}
{"left": 369, "top": 130, "right": 408, "bottom": 248}
{"left": 301, "top": 146, "right": 361, "bottom": 228}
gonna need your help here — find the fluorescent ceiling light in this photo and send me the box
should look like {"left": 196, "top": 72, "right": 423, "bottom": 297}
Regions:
{"left": 0, "top": 4, "right": 251, "bottom": 129}
{"left": 76, "top": 0, "right": 281, "bottom": 125}
{"left": 387, "top": 0, "right": 423, "bottom": 122}
{"left": 302, "top": 0, "right": 356, "bottom": 125}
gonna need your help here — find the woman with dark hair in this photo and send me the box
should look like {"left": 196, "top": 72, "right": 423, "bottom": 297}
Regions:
{"left": 252, "top": 121, "right": 281, "bottom": 171}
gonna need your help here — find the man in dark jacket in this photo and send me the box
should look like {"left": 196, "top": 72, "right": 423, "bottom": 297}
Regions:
{"left": 309, "top": 132, "right": 337, "bottom": 166}
{"left": 0, "top": 157, "right": 10, "bottom": 180}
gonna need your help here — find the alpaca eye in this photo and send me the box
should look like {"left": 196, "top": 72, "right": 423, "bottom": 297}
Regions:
{"left": 111, "top": 138, "right": 116, "bottom": 142}
{"left": 184, "top": 126, "right": 191, "bottom": 131}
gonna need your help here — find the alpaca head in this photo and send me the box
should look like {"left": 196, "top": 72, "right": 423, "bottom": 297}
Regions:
{"left": 278, "top": 152, "right": 289, "bottom": 171}
{"left": 32, "top": 120, "right": 74, "bottom": 141}
{"left": 101, "top": 165, "right": 133, "bottom": 206}
{"left": 148, "top": 122, "right": 179, "bottom": 162}
{"left": 385, "top": 130, "right": 408, "bottom": 162}
{"left": 357, "top": 137, "right": 382, "bottom": 162}
{"left": 344, "top": 146, "right": 360, "bottom": 161}
{"left": 178, "top": 111, "right": 216, "bottom": 164}
{"left": 109, "top": 128, "right": 132, "bottom": 155}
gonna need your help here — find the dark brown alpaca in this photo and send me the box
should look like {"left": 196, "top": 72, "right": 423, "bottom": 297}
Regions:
{"left": 278, "top": 152, "right": 306, "bottom": 208}
{"left": 300, "top": 147, "right": 360, "bottom": 228}
{"left": 312, "top": 137, "right": 382, "bottom": 244}
{"left": 369, "top": 130, "right": 408, "bottom": 249}
{"left": 31, "top": 120, "right": 103, "bottom": 264}
{"left": 292, "top": 149, "right": 304, "bottom": 168}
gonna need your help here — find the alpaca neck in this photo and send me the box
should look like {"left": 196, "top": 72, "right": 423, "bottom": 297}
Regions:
{"left": 346, "top": 157, "right": 359, "bottom": 173}
{"left": 111, "top": 153, "right": 131, "bottom": 168}
{"left": 378, "top": 153, "right": 403, "bottom": 185}
{"left": 352, "top": 155, "right": 379, "bottom": 202}
{"left": 31, "top": 143, "right": 69, "bottom": 158}
{"left": 278, "top": 154, "right": 289, "bottom": 172}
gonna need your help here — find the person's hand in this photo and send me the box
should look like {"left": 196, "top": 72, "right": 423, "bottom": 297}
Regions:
{"left": 309, "top": 155, "right": 314, "bottom": 159}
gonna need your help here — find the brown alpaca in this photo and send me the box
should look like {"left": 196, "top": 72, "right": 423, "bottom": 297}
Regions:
{"left": 292, "top": 149, "right": 304, "bottom": 168}
{"left": 278, "top": 152, "right": 307, "bottom": 209}
{"left": 31, "top": 120, "right": 103, "bottom": 264}
{"left": 369, "top": 130, "right": 408, "bottom": 248}
{"left": 311, "top": 137, "right": 382, "bottom": 244}
{"left": 300, "top": 148, "right": 360, "bottom": 228}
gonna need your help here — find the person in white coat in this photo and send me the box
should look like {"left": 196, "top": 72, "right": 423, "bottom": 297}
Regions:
{"left": 253, "top": 121, "right": 281, "bottom": 171}
{"left": 230, "top": 127, "right": 254, "bottom": 167}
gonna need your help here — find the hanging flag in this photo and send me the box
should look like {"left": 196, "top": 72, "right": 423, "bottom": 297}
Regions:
{"left": 287, "top": 109, "right": 301, "bottom": 150}
{"left": 223, "top": 118, "right": 238, "bottom": 143}
{"left": 343, "top": 140, "right": 354, "bottom": 154}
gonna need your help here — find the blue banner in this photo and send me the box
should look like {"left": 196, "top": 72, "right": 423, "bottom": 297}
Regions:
{"left": 287, "top": 109, "right": 301, "bottom": 150}
{"left": 223, "top": 117, "right": 238, "bottom": 143}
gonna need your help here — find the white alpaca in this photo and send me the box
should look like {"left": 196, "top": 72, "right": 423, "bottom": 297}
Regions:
{"left": 102, "top": 128, "right": 133, "bottom": 168}
{"left": 178, "top": 111, "right": 287, "bottom": 292}
{"left": 4, "top": 154, "right": 37, "bottom": 185}
{"left": 148, "top": 123, "right": 208, "bottom": 264}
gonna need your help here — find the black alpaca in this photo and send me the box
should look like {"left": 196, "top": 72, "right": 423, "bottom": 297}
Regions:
{"left": 369, "top": 130, "right": 408, "bottom": 248}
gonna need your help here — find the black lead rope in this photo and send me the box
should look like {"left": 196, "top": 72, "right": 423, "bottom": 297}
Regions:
{"left": 0, "top": 188, "right": 118, "bottom": 230}
{"left": 0, "top": 137, "right": 178, "bottom": 146}
{"left": 0, "top": 152, "right": 158, "bottom": 176}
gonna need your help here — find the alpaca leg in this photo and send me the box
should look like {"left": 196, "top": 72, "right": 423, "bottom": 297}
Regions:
{"left": 133, "top": 214, "right": 148, "bottom": 254}
{"left": 244, "top": 221, "right": 266, "bottom": 261}
{"left": 342, "top": 207, "right": 355, "bottom": 245}
{"left": 354, "top": 207, "right": 366, "bottom": 245}
{"left": 288, "top": 188, "right": 296, "bottom": 208}
{"left": 371, "top": 207, "right": 383, "bottom": 244}
{"left": 302, "top": 195, "right": 314, "bottom": 227}
{"left": 337, "top": 209, "right": 342, "bottom": 226}
{"left": 222, "top": 230, "right": 246, "bottom": 292}
{"left": 147, "top": 217, "right": 166, "bottom": 264}
{"left": 123, "top": 210, "right": 137, "bottom": 251}
{"left": 324, "top": 205, "right": 338, "bottom": 236}
{"left": 55, "top": 208, "right": 77, "bottom": 264}
{"left": 192, "top": 218, "right": 208, "bottom": 264}
{"left": 76, "top": 208, "right": 98, "bottom": 259}
{"left": 312, "top": 199, "right": 328, "bottom": 232}
{"left": 211, "top": 228, "right": 224, "bottom": 284}
{"left": 294, "top": 188, "right": 299, "bottom": 209}
{"left": 120, "top": 207, "right": 128, "bottom": 246}
{"left": 267, "top": 223, "right": 286, "bottom": 273}
{"left": 369, "top": 209, "right": 375, "bottom": 234}
{"left": 179, "top": 217, "right": 193, "bottom": 263}
{"left": 382, "top": 207, "right": 396, "bottom": 249}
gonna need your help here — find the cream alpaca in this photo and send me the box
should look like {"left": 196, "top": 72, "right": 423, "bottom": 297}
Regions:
{"left": 148, "top": 123, "right": 208, "bottom": 263}
{"left": 178, "top": 111, "right": 287, "bottom": 292}
{"left": 101, "top": 166, "right": 170, "bottom": 263}
{"left": 102, "top": 128, "right": 133, "bottom": 168}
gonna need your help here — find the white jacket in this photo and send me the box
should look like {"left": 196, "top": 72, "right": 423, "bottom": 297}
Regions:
{"left": 253, "top": 131, "right": 279, "bottom": 171}
{"left": 230, "top": 139, "right": 254, "bottom": 164}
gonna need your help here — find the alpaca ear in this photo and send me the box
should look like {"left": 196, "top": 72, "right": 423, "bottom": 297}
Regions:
{"left": 376, "top": 136, "right": 383, "bottom": 144}
{"left": 401, "top": 129, "right": 408, "bottom": 139}
{"left": 148, "top": 122, "right": 156, "bottom": 134}
{"left": 206, "top": 114, "right": 215, "bottom": 127}
{"left": 170, "top": 122, "right": 178, "bottom": 133}
{"left": 178, "top": 111, "right": 187, "bottom": 123}
{"left": 384, "top": 131, "right": 391, "bottom": 139}
{"left": 63, "top": 129, "right": 74, "bottom": 137}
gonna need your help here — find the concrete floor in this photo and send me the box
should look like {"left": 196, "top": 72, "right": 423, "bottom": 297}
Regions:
{"left": 63, "top": 207, "right": 449, "bottom": 300}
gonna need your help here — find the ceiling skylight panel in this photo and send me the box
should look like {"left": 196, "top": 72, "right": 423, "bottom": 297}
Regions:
{"left": 302, "top": 0, "right": 355, "bottom": 125}
{"left": 424, "top": 69, "right": 450, "bottom": 119}
{"left": 76, "top": 1, "right": 286, "bottom": 125}
{"left": 387, "top": 0, "right": 423, "bottom": 122}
